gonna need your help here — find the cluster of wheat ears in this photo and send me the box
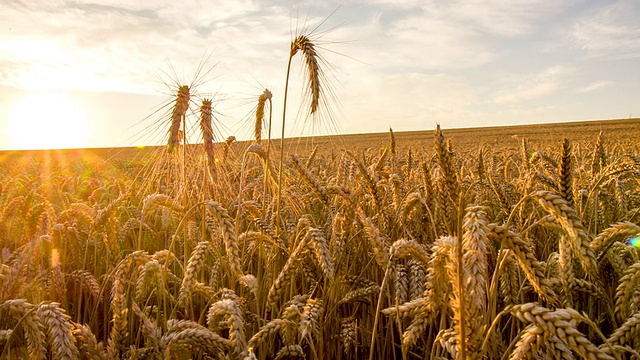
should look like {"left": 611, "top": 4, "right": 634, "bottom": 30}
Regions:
{"left": 1, "top": 33, "right": 640, "bottom": 360}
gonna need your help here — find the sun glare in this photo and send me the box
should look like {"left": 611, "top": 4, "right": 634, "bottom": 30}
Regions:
{"left": 7, "top": 92, "right": 89, "bottom": 150}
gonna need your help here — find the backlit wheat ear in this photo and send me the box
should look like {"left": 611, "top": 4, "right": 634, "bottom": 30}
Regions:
{"left": 307, "top": 227, "right": 334, "bottom": 280}
{"left": 135, "top": 259, "right": 164, "bottom": 303}
{"left": 200, "top": 99, "right": 216, "bottom": 170}
{"left": 247, "top": 318, "right": 287, "bottom": 353}
{"left": 520, "top": 137, "right": 531, "bottom": 171}
{"left": 223, "top": 136, "right": 236, "bottom": 162}
{"left": 73, "top": 323, "right": 106, "bottom": 360}
{"left": 267, "top": 232, "right": 310, "bottom": 308}
{"left": 358, "top": 213, "right": 390, "bottom": 268}
{"left": 168, "top": 85, "right": 190, "bottom": 153}
{"left": 255, "top": 89, "right": 272, "bottom": 144}
{"left": 389, "top": 239, "right": 430, "bottom": 268}
{"left": 275, "top": 345, "right": 305, "bottom": 359}
{"left": 161, "top": 321, "right": 231, "bottom": 357}
{"left": 291, "top": 35, "right": 320, "bottom": 114}
{"left": 603, "top": 312, "right": 640, "bottom": 352}
{"left": 340, "top": 316, "right": 358, "bottom": 355}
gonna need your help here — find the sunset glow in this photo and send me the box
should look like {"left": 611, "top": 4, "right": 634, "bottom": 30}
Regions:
{"left": 7, "top": 92, "right": 89, "bottom": 150}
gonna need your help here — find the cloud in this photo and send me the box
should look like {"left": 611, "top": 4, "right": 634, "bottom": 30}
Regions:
{"left": 339, "top": 71, "right": 479, "bottom": 133}
{"left": 2, "top": 0, "right": 639, "bottom": 149}
{"left": 375, "top": 13, "right": 495, "bottom": 70}
{"left": 368, "top": 0, "right": 574, "bottom": 36}
{"left": 493, "top": 66, "right": 572, "bottom": 104}
{"left": 570, "top": 0, "right": 640, "bottom": 59}
{"left": 0, "top": 0, "right": 578, "bottom": 97}
{"left": 336, "top": 0, "right": 578, "bottom": 77}
{"left": 576, "top": 81, "right": 613, "bottom": 93}
{"left": 0, "top": 0, "right": 292, "bottom": 93}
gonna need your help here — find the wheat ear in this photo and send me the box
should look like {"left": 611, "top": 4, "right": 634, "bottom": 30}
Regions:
{"left": 532, "top": 190, "right": 597, "bottom": 275}
{"left": 267, "top": 232, "right": 309, "bottom": 308}
{"left": 161, "top": 321, "right": 231, "bottom": 357}
{"left": 255, "top": 89, "right": 272, "bottom": 143}
{"left": 200, "top": 98, "right": 216, "bottom": 171}
{"left": 208, "top": 298, "right": 246, "bottom": 358}
{"left": 206, "top": 201, "right": 244, "bottom": 281}
{"left": 603, "top": 311, "right": 640, "bottom": 352}
{"left": 0, "top": 299, "right": 46, "bottom": 359}
{"left": 168, "top": 85, "right": 190, "bottom": 153}
{"left": 73, "top": 322, "right": 106, "bottom": 360}
{"left": 510, "top": 303, "right": 614, "bottom": 360}
{"left": 37, "top": 302, "right": 80, "bottom": 359}
{"left": 591, "top": 221, "right": 640, "bottom": 260}
{"left": 558, "top": 138, "right": 574, "bottom": 207}
{"left": 615, "top": 261, "right": 640, "bottom": 323}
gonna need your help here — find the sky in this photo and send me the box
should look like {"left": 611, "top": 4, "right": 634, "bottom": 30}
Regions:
{"left": 1, "top": 0, "right": 639, "bottom": 150}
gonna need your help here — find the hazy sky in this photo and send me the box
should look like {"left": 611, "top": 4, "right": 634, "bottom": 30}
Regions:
{"left": 1, "top": 0, "right": 639, "bottom": 150}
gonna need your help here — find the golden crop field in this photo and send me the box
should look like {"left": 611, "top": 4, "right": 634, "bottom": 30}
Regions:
{"left": 0, "top": 114, "right": 639, "bottom": 359}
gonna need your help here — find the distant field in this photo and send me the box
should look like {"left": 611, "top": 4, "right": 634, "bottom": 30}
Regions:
{"left": 1, "top": 117, "right": 638, "bottom": 163}
{"left": 292, "top": 117, "right": 640, "bottom": 155}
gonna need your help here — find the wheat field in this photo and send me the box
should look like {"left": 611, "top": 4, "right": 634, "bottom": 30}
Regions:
{"left": 0, "top": 119, "right": 639, "bottom": 359}
{"left": 1, "top": 31, "right": 640, "bottom": 359}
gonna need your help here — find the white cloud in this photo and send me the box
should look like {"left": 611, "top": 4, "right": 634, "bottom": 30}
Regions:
{"left": 0, "top": 0, "right": 577, "bottom": 97}
{"left": 367, "top": 0, "right": 573, "bottom": 36}
{"left": 0, "top": 0, "right": 292, "bottom": 94}
{"left": 576, "top": 81, "right": 613, "bottom": 93}
{"left": 338, "top": 0, "right": 577, "bottom": 75}
{"left": 378, "top": 14, "right": 495, "bottom": 69}
{"left": 339, "top": 72, "right": 479, "bottom": 133}
{"left": 493, "top": 66, "right": 572, "bottom": 104}
{"left": 570, "top": 0, "right": 640, "bottom": 58}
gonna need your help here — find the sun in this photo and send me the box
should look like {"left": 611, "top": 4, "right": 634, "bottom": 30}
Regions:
{"left": 7, "top": 92, "right": 89, "bottom": 150}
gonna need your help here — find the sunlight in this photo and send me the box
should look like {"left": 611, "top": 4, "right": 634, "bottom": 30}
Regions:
{"left": 7, "top": 92, "right": 89, "bottom": 150}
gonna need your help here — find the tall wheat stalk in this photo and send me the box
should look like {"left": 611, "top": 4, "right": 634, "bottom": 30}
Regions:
{"left": 258, "top": 89, "right": 273, "bottom": 212}
{"left": 276, "top": 34, "right": 321, "bottom": 232}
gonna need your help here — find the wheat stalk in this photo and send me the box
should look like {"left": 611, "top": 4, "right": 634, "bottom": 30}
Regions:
{"left": 276, "top": 34, "right": 323, "bottom": 231}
